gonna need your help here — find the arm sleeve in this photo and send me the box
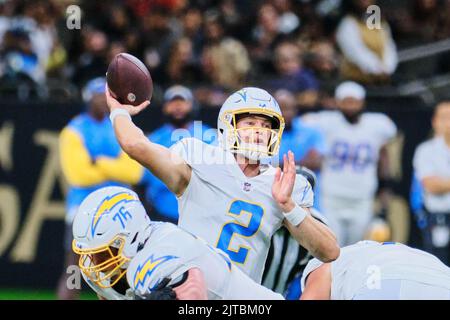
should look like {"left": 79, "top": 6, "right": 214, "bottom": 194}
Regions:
{"left": 129, "top": 254, "right": 191, "bottom": 296}
{"left": 336, "top": 17, "right": 384, "bottom": 74}
{"left": 59, "top": 127, "right": 107, "bottom": 186}
{"left": 381, "top": 23, "right": 398, "bottom": 74}
{"left": 95, "top": 152, "right": 145, "bottom": 185}
{"left": 413, "top": 144, "right": 435, "bottom": 180}
{"left": 301, "top": 112, "right": 328, "bottom": 134}
{"left": 378, "top": 114, "right": 397, "bottom": 144}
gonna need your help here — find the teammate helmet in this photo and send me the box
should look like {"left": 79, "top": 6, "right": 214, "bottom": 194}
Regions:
{"left": 365, "top": 217, "right": 391, "bottom": 242}
{"left": 82, "top": 77, "right": 106, "bottom": 103}
{"left": 72, "top": 186, "right": 151, "bottom": 289}
{"left": 217, "top": 87, "right": 285, "bottom": 161}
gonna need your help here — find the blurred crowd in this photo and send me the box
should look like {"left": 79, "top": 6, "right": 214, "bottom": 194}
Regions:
{"left": 1, "top": 0, "right": 450, "bottom": 107}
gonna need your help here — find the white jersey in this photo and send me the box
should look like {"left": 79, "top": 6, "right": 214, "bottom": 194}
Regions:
{"left": 170, "top": 138, "right": 314, "bottom": 283}
{"left": 302, "top": 111, "right": 397, "bottom": 199}
{"left": 127, "top": 222, "right": 284, "bottom": 300}
{"left": 413, "top": 136, "right": 450, "bottom": 213}
{"left": 301, "top": 241, "right": 450, "bottom": 300}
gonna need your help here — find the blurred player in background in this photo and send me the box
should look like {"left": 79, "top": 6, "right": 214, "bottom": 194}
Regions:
{"left": 106, "top": 86, "right": 339, "bottom": 284}
{"left": 413, "top": 100, "right": 450, "bottom": 266}
{"left": 56, "top": 77, "right": 144, "bottom": 299}
{"left": 300, "top": 240, "right": 450, "bottom": 300}
{"left": 72, "top": 186, "right": 284, "bottom": 300}
{"left": 141, "top": 85, "right": 214, "bottom": 223}
{"left": 302, "top": 81, "right": 397, "bottom": 246}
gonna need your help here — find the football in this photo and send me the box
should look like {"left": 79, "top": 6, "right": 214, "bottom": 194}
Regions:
{"left": 106, "top": 52, "right": 153, "bottom": 106}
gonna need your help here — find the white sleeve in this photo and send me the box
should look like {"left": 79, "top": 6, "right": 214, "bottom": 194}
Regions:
{"left": 336, "top": 17, "right": 384, "bottom": 74}
{"left": 169, "top": 137, "right": 205, "bottom": 166}
{"left": 413, "top": 142, "right": 435, "bottom": 180}
{"left": 128, "top": 253, "right": 191, "bottom": 295}
{"left": 301, "top": 258, "right": 324, "bottom": 291}
{"left": 377, "top": 114, "right": 397, "bottom": 144}
{"left": 381, "top": 23, "right": 398, "bottom": 74}
{"left": 301, "top": 112, "right": 327, "bottom": 132}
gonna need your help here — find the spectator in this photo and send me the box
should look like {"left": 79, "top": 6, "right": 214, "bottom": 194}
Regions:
{"left": 0, "top": 0, "right": 59, "bottom": 84}
{"left": 266, "top": 41, "right": 319, "bottom": 109}
{"left": 141, "top": 6, "right": 179, "bottom": 78}
{"left": 336, "top": 0, "right": 398, "bottom": 85}
{"left": 305, "top": 39, "right": 340, "bottom": 109}
{"left": 56, "top": 77, "right": 145, "bottom": 299}
{"left": 302, "top": 81, "right": 397, "bottom": 246}
{"left": 0, "top": 27, "right": 40, "bottom": 85}
{"left": 271, "top": 0, "right": 300, "bottom": 35}
{"left": 104, "top": 3, "right": 132, "bottom": 41}
{"left": 389, "top": 0, "right": 442, "bottom": 46}
{"left": 413, "top": 101, "right": 450, "bottom": 265}
{"left": 204, "top": 38, "right": 250, "bottom": 91}
{"left": 306, "top": 40, "right": 339, "bottom": 85}
{"left": 164, "top": 37, "right": 202, "bottom": 87}
{"left": 0, "top": 0, "right": 60, "bottom": 84}
{"left": 72, "top": 28, "right": 109, "bottom": 87}
{"left": 250, "top": 2, "right": 284, "bottom": 74}
{"left": 180, "top": 6, "right": 203, "bottom": 58}
{"left": 195, "top": 12, "right": 250, "bottom": 107}
{"left": 141, "top": 85, "right": 215, "bottom": 223}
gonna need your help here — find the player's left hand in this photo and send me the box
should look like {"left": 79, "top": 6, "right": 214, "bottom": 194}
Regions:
{"left": 105, "top": 84, "right": 150, "bottom": 116}
{"left": 272, "top": 151, "right": 296, "bottom": 212}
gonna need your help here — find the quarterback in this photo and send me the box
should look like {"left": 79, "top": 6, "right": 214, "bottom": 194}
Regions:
{"left": 72, "top": 186, "right": 285, "bottom": 300}
{"left": 106, "top": 86, "right": 339, "bottom": 282}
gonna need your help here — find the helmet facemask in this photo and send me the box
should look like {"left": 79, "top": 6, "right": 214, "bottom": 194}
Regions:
{"left": 219, "top": 108, "right": 285, "bottom": 161}
{"left": 72, "top": 235, "right": 130, "bottom": 289}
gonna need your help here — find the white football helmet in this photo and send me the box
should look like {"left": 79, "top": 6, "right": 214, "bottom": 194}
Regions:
{"left": 218, "top": 87, "right": 285, "bottom": 161}
{"left": 72, "top": 186, "right": 152, "bottom": 290}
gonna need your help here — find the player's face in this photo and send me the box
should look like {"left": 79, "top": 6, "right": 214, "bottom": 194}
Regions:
{"left": 163, "top": 98, "right": 193, "bottom": 121}
{"left": 236, "top": 115, "right": 272, "bottom": 146}
{"left": 90, "top": 93, "right": 108, "bottom": 119}
{"left": 433, "top": 103, "right": 450, "bottom": 136}
{"left": 338, "top": 97, "right": 364, "bottom": 115}
{"left": 91, "top": 247, "right": 119, "bottom": 273}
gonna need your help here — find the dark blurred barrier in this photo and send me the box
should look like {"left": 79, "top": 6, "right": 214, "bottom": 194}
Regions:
{"left": 0, "top": 96, "right": 433, "bottom": 288}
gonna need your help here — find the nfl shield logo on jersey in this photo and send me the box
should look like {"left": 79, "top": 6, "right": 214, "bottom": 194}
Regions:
{"left": 243, "top": 182, "right": 252, "bottom": 192}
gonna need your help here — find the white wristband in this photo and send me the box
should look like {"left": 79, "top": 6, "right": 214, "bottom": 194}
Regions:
{"left": 110, "top": 108, "right": 131, "bottom": 125}
{"left": 283, "top": 204, "right": 308, "bottom": 226}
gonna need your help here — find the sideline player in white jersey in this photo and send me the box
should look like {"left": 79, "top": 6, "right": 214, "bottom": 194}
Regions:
{"left": 300, "top": 240, "right": 450, "bottom": 300}
{"left": 302, "top": 81, "right": 397, "bottom": 246}
{"left": 72, "top": 186, "right": 285, "bottom": 300}
{"left": 106, "top": 85, "right": 339, "bottom": 283}
{"left": 413, "top": 101, "right": 450, "bottom": 265}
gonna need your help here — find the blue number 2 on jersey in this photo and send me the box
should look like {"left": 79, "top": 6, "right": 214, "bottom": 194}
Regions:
{"left": 216, "top": 200, "right": 264, "bottom": 264}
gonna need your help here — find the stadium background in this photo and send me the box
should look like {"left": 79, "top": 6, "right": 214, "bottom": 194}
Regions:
{"left": 0, "top": 0, "right": 449, "bottom": 299}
